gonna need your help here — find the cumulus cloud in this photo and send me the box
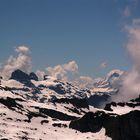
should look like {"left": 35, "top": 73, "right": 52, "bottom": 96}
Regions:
{"left": 121, "top": 0, "right": 138, "bottom": 19}
{"left": 0, "top": 46, "right": 32, "bottom": 79}
{"left": 46, "top": 61, "right": 96, "bottom": 88}
{"left": 36, "top": 70, "right": 46, "bottom": 80}
{"left": 114, "top": 19, "right": 140, "bottom": 101}
{"left": 123, "top": 6, "right": 131, "bottom": 17}
{"left": 74, "top": 76, "right": 94, "bottom": 88}
{"left": 79, "top": 76, "right": 94, "bottom": 88}
{"left": 100, "top": 62, "right": 107, "bottom": 69}
{"left": 46, "top": 61, "right": 78, "bottom": 80}
{"left": 63, "top": 61, "right": 78, "bottom": 72}
{"left": 15, "top": 46, "right": 30, "bottom": 54}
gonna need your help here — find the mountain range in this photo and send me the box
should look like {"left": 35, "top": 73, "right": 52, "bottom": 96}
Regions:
{"left": 0, "top": 69, "right": 139, "bottom": 140}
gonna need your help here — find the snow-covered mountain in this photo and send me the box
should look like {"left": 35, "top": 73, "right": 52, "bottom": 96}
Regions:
{"left": 88, "top": 69, "right": 124, "bottom": 107}
{"left": 0, "top": 69, "right": 139, "bottom": 140}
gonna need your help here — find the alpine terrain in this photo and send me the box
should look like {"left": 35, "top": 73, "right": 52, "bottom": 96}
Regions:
{"left": 0, "top": 69, "right": 139, "bottom": 140}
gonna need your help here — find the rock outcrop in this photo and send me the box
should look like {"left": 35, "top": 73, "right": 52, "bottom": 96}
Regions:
{"left": 69, "top": 110, "right": 140, "bottom": 140}
{"left": 29, "top": 72, "right": 38, "bottom": 81}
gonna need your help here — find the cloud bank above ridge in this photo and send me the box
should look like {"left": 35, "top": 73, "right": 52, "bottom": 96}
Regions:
{"left": 0, "top": 46, "right": 32, "bottom": 79}
{"left": 113, "top": 19, "right": 140, "bottom": 101}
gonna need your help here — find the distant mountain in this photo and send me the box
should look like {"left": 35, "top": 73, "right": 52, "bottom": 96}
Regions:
{"left": 88, "top": 69, "right": 124, "bottom": 107}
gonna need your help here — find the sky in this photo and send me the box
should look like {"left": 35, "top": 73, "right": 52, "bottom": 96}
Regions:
{"left": 0, "top": 0, "right": 140, "bottom": 78}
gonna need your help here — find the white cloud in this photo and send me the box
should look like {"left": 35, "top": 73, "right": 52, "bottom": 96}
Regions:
{"left": 80, "top": 76, "right": 93, "bottom": 82}
{"left": 76, "top": 76, "right": 94, "bottom": 88}
{"left": 15, "top": 46, "right": 30, "bottom": 54}
{"left": 36, "top": 70, "right": 46, "bottom": 80}
{"left": 123, "top": 6, "right": 131, "bottom": 17}
{"left": 114, "top": 19, "right": 140, "bottom": 101}
{"left": 46, "top": 61, "right": 96, "bottom": 88}
{"left": 122, "top": 0, "right": 138, "bottom": 19}
{"left": 46, "top": 61, "right": 78, "bottom": 80}
{"left": 0, "top": 46, "right": 32, "bottom": 79}
{"left": 63, "top": 61, "right": 78, "bottom": 72}
{"left": 100, "top": 62, "right": 107, "bottom": 69}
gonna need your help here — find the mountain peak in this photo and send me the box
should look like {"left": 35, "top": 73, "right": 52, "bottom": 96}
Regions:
{"left": 10, "top": 69, "right": 30, "bottom": 83}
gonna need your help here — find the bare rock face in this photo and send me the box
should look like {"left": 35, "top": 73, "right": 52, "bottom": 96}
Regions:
{"left": 104, "top": 110, "right": 140, "bottom": 140}
{"left": 87, "top": 94, "right": 111, "bottom": 108}
{"left": 10, "top": 69, "right": 30, "bottom": 83}
{"left": 48, "top": 84, "right": 66, "bottom": 94}
{"left": 29, "top": 72, "right": 38, "bottom": 81}
{"left": 54, "top": 98, "right": 89, "bottom": 109}
{"left": 104, "top": 95, "right": 140, "bottom": 112}
{"left": 10, "top": 70, "right": 39, "bottom": 82}
{"left": 69, "top": 110, "right": 140, "bottom": 140}
{"left": 69, "top": 111, "right": 103, "bottom": 133}
{"left": 10, "top": 69, "right": 39, "bottom": 87}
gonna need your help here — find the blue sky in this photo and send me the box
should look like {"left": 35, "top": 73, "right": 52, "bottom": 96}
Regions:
{"left": 0, "top": 0, "right": 140, "bottom": 78}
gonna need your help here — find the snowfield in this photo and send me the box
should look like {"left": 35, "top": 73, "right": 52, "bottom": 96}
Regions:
{"left": 0, "top": 84, "right": 111, "bottom": 140}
